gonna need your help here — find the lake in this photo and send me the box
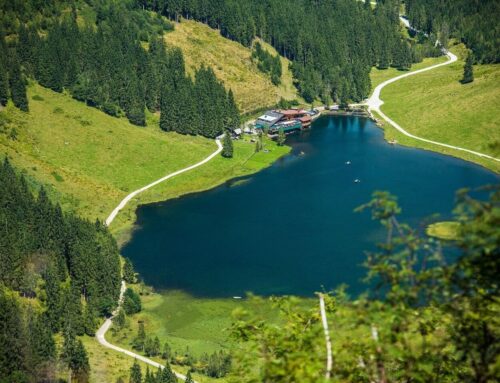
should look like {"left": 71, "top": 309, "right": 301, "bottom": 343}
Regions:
{"left": 122, "top": 115, "right": 498, "bottom": 297}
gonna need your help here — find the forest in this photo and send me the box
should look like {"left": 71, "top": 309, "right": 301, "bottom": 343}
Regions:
{"left": 0, "top": 158, "right": 122, "bottom": 382}
{"left": 405, "top": 0, "right": 500, "bottom": 63}
{"left": 142, "top": 0, "right": 431, "bottom": 103}
{"left": 0, "top": 0, "right": 240, "bottom": 136}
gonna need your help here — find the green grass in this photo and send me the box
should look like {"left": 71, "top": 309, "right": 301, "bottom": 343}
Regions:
{"left": 164, "top": 19, "right": 299, "bottom": 114}
{"left": 374, "top": 43, "right": 500, "bottom": 173}
{"left": 81, "top": 335, "right": 156, "bottom": 383}
{"left": 108, "top": 289, "right": 283, "bottom": 382}
{"left": 0, "top": 83, "right": 290, "bottom": 243}
{"left": 369, "top": 55, "right": 448, "bottom": 89}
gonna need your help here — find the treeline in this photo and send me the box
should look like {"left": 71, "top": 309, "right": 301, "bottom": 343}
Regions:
{"left": 231, "top": 186, "right": 500, "bottom": 382}
{"left": 0, "top": 157, "right": 122, "bottom": 382}
{"left": 252, "top": 42, "right": 282, "bottom": 85}
{"left": 160, "top": 63, "right": 240, "bottom": 138}
{"left": 142, "top": 0, "right": 429, "bottom": 104}
{"left": 126, "top": 359, "right": 183, "bottom": 383}
{"left": 1, "top": 0, "right": 240, "bottom": 136}
{"left": 405, "top": 0, "right": 500, "bottom": 63}
{"left": 0, "top": 35, "right": 28, "bottom": 111}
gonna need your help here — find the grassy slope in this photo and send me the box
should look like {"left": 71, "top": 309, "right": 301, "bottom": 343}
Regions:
{"left": 370, "top": 55, "right": 448, "bottom": 89}
{"left": 108, "top": 289, "right": 284, "bottom": 383}
{"left": 164, "top": 19, "right": 298, "bottom": 114}
{"left": 374, "top": 43, "right": 500, "bottom": 173}
{"left": 0, "top": 83, "right": 290, "bottom": 243}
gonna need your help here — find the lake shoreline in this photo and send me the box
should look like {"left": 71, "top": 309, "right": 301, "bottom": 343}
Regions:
{"left": 123, "top": 115, "right": 498, "bottom": 297}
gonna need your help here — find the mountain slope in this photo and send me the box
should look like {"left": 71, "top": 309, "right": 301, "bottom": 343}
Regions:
{"left": 164, "top": 19, "right": 298, "bottom": 113}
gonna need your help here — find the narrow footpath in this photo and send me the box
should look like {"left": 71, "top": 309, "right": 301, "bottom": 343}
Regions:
{"left": 366, "top": 18, "right": 499, "bottom": 164}
{"left": 97, "top": 139, "right": 223, "bottom": 382}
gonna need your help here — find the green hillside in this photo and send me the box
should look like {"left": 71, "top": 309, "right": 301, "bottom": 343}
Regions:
{"left": 164, "top": 19, "right": 299, "bottom": 114}
{"left": 372, "top": 43, "right": 500, "bottom": 172}
{"left": 0, "top": 83, "right": 289, "bottom": 243}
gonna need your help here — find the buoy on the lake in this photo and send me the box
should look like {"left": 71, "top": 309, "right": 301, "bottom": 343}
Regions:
{"left": 354, "top": 178, "right": 361, "bottom": 183}
{"left": 345, "top": 160, "right": 351, "bottom": 165}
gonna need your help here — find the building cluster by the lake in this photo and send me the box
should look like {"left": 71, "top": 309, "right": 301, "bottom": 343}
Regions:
{"left": 254, "top": 108, "right": 318, "bottom": 135}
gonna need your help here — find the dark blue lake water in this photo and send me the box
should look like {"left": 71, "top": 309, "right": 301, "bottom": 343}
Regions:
{"left": 123, "top": 116, "right": 498, "bottom": 297}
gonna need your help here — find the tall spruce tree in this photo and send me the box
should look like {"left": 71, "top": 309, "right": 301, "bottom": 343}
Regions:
{"left": 129, "top": 359, "right": 142, "bottom": 383}
{"left": 9, "top": 51, "right": 29, "bottom": 111}
{"left": 221, "top": 131, "right": 234, "bottom": 158}
{"left": 123, "top": 258, "right": 136, "bottom": 284}
{"left": 0, "top": 59, "right": 8, "bottom": 106}
{"left": 461, "top": 53, "right": 474, "bottom": 84}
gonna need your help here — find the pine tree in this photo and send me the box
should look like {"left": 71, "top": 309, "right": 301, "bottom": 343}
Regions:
{"left": 113, "top": 308, "right": 126, "bottom": 330}
{"left": 0, "top": 287, "right": 28, "bottom": 381}
{"left": 83, "top": 304, "right": 98, "bottom": 336}
{"left": 221, "top": 131, "right": 233, "bottom": 158}
{"left": 129, "top": 359, "right": 142, "bottom": 383}
{"left": 461, "top": 53, "right": 474, "bottom": 84}
{"left": 123, "top": 258, "right": 136, "bottom": 284}
{"left": 61, "top": 329, "right": 90, "bottom": 382}
{"left": 133, "top": 322, "right": 146, "bottom": 351}
{"left": 0, "top": 59, "right": 8, "bottom": 106}
{"left": 185, "top": 371, "right": 194, "bottom": 383}
{"left": 44, "top": 262, "right": 62, "bottom": 332}
{"left": 9, "top": 51, "right": 29, "bottom": 112}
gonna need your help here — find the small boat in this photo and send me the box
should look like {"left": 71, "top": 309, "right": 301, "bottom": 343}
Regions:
{"left": 299, "top": 151, "right": 305, "bottom": 156}
{"left": 354, "top": 179, "right": 361, "bottom": 183}
{"left": 233, "top": 296, "right": 242, "bottom": 299}
{"left": 345, "top": 161, "right": 351, "bottom": 165}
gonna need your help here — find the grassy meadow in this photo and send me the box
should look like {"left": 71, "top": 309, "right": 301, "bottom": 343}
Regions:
{"left": 369, "top": 55, "right": 448, "bottom": 89}
{"left": 373, "top": 43, "right": 500, "bottom": 172}
{"left": 164, "top": 19, "right": 298, "bottom": 114}
{"left": 0, "top": 83, "right": 290, "bottom": 243}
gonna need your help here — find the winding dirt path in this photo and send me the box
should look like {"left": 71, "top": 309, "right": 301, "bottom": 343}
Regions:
{"left": 97, "top": 138, "right": 223, "bottom": 382}
{"left": 366, "top": 31, "right": 499, "bottom": 163}
{"left": 105, "top": 139, "right": 223, "bottom": 226}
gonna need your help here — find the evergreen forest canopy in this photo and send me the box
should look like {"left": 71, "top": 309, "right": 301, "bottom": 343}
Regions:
{"left": 0, "top": 0, "right": 240, "bottom": 137}
{"left": 0, "top": 158, "right": 122, "bottom": 382}
{"left": 141, "top": 0, "right": 435, "bottom": 103}
{"left": 405, "top": 0, "right": 500, "bottom": 63}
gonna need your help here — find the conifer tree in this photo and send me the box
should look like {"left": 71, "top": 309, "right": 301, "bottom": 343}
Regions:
{"left": 44, "top": 262, "right": 63, "bottom": 332}
{"left": 461, "top": 53, "right": 474, "bottom": 84}
{"left": 113, "top": 308, "right": 126, "bottom": 330}
{"left": 133, "top": 322, "right": 147, "bottom": 351}
{"left": 0, "top": 287, "right": 28, "bottom": 381}
{"left": 221, "top": 131, "right": 233, "bottom": 158}
{"left": 185, "top": 371, "right": 194, "bottom": 383}
{"left": 129, "top": 359, "right": 142, "bottom": 383}
{"left": 123, "top": 258, "right": 136, "bottom": 284}
{"left": 61, "top": 329, "right": 90, "bottom": 383}
{"left": 83, "top": 305, "right": 98, "bottom": 336}
{"left": 9, "top": 51, "right": 29, "bottom": 112}
{"left": 0, "top": 60, "right": 8, "bottom": 106}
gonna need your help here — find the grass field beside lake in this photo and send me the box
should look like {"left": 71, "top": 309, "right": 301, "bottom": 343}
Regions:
{"left": 108, "top": 289, "right": 284, "bottom": 383}
{"left": 374, "top": 43, "right": 500, "bottom": 173}
{"left": 0, "top": 83, "right": 290, "bottom": 243}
